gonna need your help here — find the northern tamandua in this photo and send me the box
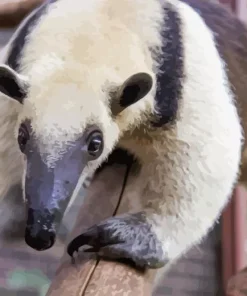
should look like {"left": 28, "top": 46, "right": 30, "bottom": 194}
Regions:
{"left": 0, "top": 0, "right": 246, "bottom": 277}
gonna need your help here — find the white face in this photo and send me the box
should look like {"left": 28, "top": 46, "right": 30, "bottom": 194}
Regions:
{"left": 17, "top": 82, "right": 120, "bottom": 251}
{"left": 18, "top": 82, "right": 119, "bottom": 169}
{"left": 0, "top": 64, "right": 153, "bottom": 251}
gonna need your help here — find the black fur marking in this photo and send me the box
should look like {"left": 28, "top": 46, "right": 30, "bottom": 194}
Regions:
{"left": 0, "top": 69, "right": 26, "bottom": 102}
{"left": 7, "top": 0, "right": 57, "bottom": 72}
{"left": 152, "top": 5, "right": 184, "bottom": 127}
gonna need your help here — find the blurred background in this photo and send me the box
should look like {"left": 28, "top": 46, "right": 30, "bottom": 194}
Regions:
{"left": 0, "top": 1, "right": 246, "bottom": 296}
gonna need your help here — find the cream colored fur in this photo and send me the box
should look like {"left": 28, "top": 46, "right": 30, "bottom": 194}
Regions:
{"left": 0, "top": 4, "right": 44, "bottom": 202}
{"left": 0, "top": 8, "right": 44, "bottom": 237}
{"left": 119, "top": 1, "right": 243, "bottom": 284}
{"left": 16, "top": 0, "right": 165, "bottom": 202}
{"left": 0, "top": 0, "right": 243, "bottom": 285}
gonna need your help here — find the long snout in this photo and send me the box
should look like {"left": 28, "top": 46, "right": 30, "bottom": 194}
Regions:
{"left": 25, "top": 179, "right": 71, "bottom": 251}
{"left": 25, "top": 173, "right": 79, "bottom": 251}
{"left": 24, "top": 145, "right": 86, "bottom": 251}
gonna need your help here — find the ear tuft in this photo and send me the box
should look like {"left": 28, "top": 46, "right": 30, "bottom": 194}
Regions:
{"left": 111, "top": 72, "right": 153, "bottom": 116}
{"left": 0, "top": 64, "right": 28, "bottom": 103}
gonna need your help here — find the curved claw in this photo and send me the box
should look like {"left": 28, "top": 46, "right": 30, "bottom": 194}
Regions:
{"left": 67, "top": 235, "right": 84, "bottom": 257}
{"left": 67, "top": 227, "right": 99, "bottom": 257}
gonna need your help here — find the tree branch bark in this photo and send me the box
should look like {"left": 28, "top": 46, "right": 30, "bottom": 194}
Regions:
{"left": 47, "top": 164, "right": 155, "bottom": 296}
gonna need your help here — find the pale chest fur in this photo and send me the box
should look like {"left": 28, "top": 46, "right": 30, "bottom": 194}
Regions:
{"left": 117, "top": 124, "right": 170, "bottom": 213}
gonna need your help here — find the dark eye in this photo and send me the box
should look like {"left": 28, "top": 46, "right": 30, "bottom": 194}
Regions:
{"left": 18, "top": 124, "right": 29, "bottom": 152}
{"left": 87, "top": 131, "right": 103, "bottom": 158}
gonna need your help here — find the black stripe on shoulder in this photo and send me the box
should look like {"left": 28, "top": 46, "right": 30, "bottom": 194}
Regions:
{"left": 152, "top": 4, "right": 184, "bottom": 127}
{"left": 7, "top": 0, "right": 57, "bottom": 72}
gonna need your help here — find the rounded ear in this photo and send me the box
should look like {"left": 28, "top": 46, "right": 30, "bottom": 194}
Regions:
{"left": 0, "top": 64, "right": 29, "bottom": 104}
{"left": 111, "top": 72, "right": 153, "bottom": 115}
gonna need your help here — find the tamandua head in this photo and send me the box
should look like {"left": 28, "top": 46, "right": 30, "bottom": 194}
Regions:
{"left": 0, "top": 64, "right": 153, "bottom": 251}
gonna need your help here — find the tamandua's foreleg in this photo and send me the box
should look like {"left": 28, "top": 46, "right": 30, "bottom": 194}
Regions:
{"left": 67, "top": 114, "right": 242, "bottom": 269}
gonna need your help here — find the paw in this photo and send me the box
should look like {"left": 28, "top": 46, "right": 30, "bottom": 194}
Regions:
{"left": 67, "top": 212, "right": 167, "bottom": 269}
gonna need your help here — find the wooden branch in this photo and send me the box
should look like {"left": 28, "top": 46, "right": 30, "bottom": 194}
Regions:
{"left": 47, "top": 164, "right": 155, "bottom": 296}
{"left": 0, "top": 0, "right": 45, "bottom": 28}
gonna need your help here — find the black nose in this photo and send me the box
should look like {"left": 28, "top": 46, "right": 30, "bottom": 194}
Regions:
{"left": 25, "top": 208, "right": 57, "bottom": 251}
{"left": 25, "top": 227, "right": 55, "bottom": 251}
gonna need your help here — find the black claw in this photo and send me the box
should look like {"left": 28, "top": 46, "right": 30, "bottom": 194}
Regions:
{"left": 67, "top": 234, "right": 94, "bottom": 257}
{"left": 67, "top": 238, "right": 80, "bottom": 257}
{"left": 67, "top": 227, "right": 100, "bottom": 258}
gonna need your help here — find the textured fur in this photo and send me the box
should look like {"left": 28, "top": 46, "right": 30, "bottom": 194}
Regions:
{"left": 0, "top": 1, "right": 57, "bottom": 239}
{"left": 0, "top": 0, "right": 245, "bottom": 284}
